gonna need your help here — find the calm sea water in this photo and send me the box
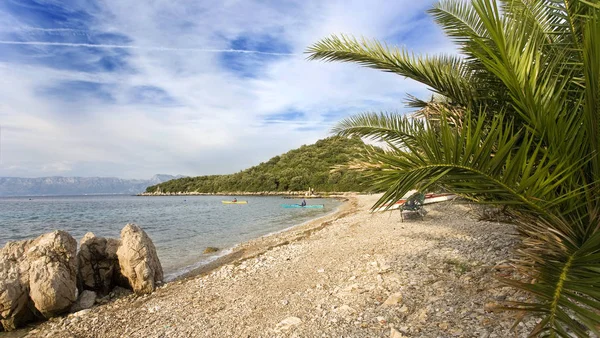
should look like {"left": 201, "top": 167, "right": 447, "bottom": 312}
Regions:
{"left": 0, "top": 195, "right": 341, "bottom": 280}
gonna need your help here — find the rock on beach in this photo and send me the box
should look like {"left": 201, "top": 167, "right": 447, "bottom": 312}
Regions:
{"left": 27, "top": 230, "right": 79, "bottom": 318}
{"left": 116, "top": 224, "right": 163, "bottom": 295}
{"left": 0, "top": 240, "right": 34, "bottom": 331}
{"left": 1, "top": 224, "right": 163, "bottom": 331}
{"left": 0, "top": 231, "right": 78, "bottom": 331}
{"left": 70, "top": 290, "right": 97, "bottom": 313}
{"left": 78, "top": 232, "right": 122, "bottom": 294}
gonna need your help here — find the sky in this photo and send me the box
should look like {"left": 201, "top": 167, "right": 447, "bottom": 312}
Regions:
{"left": 0, "top": 0, "right": 452, "bottom": 179}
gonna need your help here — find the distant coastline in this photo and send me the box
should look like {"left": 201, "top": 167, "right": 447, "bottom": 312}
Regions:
{"left": 0, "top": 193, "right": 135, "bottom": 198}
{"left": 137, "top": 191, "right": 357, "bottom": 197}
{"left": 0, "top": 174, "right": 185, "bottom": 196}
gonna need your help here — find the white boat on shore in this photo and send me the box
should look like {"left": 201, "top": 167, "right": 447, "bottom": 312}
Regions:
{"left": 372, "top": 191, "right": 456, "bottom": 212}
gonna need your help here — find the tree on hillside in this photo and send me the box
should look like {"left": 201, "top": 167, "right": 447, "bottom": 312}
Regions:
{"left": 146, "top": 136, "right": 374, "bottom": 193}
{"left": 307, "top": 0, "right": 600, "bottom": 336}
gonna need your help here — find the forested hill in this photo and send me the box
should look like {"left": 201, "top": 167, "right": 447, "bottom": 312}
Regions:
{"left": 145, "top": 136, "right": 373, "bottom": 194}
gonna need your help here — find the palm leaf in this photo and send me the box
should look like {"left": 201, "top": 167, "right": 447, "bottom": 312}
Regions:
{"left": 306, "top": 35, "right": 478, "bottom": 107}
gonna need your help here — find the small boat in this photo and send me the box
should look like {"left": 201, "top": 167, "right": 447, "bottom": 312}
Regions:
{"left": 281, "top": 204, "right": 324, "bottom": 209}
{"left": 222, "top": 201, "right": 248, "bottom": 204}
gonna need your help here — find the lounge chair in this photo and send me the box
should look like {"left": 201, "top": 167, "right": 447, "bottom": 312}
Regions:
{"left": 400, "top": 193, "right": 426, "bottom": 222}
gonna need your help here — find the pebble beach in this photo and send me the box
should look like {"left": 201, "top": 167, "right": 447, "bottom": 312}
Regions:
{"left": 23, "top": 194, "right": 538, "bottom": 337}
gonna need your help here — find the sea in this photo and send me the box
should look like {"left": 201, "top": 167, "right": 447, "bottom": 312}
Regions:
{"left": 0, "top": 195, "right": 342, "bottom": 280}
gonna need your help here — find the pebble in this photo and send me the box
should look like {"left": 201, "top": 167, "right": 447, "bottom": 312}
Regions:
{"left": 390, "top": 327, "right": 405, "bottom": 338}
{"left": 275, "top": 316, "right": 302, "bottom": 332}
{"left": 383, "top": 292, "right": 403, "bottom": 306}
{"left": 72, "top": 309, "right": 91, "bottom": 317}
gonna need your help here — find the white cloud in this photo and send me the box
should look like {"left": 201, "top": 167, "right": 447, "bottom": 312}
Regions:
{"left": 0, "top": 0, "right": 454, "bottom": 179}
{"left": 0, "top": 40, "right": 297, "bottom": 55}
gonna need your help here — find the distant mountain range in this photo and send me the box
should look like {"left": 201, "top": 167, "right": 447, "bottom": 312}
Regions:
{"left": 0, "top": 174, "right": 186, "bottom": 196}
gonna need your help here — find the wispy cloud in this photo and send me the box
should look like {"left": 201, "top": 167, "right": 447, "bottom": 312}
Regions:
{"left": 0, "top": 0, "right": 451, "bottom": 179}
{"left": 0, "top": 40, "right": 299, "bottom": 55}
{"left": 3, "top": 26, "right": 88, "bottom": 34}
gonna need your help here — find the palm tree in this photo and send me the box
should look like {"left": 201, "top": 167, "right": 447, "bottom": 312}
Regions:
{"left": 306, "top": 0, "right": 600, "bottom": 336}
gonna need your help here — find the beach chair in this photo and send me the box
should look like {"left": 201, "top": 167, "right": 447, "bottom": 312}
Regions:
{"left": 400, "top": 193, "right": 426, "bottom": 222}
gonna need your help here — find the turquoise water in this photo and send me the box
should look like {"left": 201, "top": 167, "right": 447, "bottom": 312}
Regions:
{"left": 0, "top": 195, "right": 341, "bottom": 280}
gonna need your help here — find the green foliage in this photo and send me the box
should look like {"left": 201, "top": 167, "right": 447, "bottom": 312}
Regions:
{"left": 146, "top": 136, "right": 374, "bottom": 193}
{"left": 307, "top": 0, "right": 600, "bottom": 336}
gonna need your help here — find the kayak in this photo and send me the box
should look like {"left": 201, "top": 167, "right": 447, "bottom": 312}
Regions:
{"left": 222, "top": 201, "right": 248, "bottom": 204}
{"left": 281, "top": 204, "right": 324, "bottom": 209}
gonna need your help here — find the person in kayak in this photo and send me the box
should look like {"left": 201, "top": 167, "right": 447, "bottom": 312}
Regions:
{"left": 301, "top": 199, "right": 307, "bottom": 207}
{"left": 233, "top": 197, "right": 237, "bottom": 202}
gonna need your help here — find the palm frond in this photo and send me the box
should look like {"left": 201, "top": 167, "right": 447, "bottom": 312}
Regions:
{"left": 306, "top": 35, "right": 478, "bottom": 107}
{"left": 338, "top": 109, "right": 597, "bottom": 336}
{"left": 504, "top": 215, "right": 600, "bottom": 337}
{"left": 332, "top": 112, "right": 425, "bottom": 151}
{"left": 580, "top": 4, "right": 600, "bottom": 182}
{"left": 342, "top": 110, "right": 584, "bottom": 215}
{"left": 309, "top": 0, "right": 600, "bottom": 335}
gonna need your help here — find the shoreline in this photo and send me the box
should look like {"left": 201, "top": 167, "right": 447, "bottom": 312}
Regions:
{"left": 174, "top": 195, "right": 355, "bottom": 281}
{"left": 137, "top": 191, "right": 360, "bottom": 197}
{"left": 24, "top": 194, "right": 538, "bottom": 337}
{"left": 9, "top": 195, "right": 356, "bottom": 336}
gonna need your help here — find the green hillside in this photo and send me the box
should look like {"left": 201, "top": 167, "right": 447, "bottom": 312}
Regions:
{"left": 145, "top": 136, "right": 373, "bottom": 194}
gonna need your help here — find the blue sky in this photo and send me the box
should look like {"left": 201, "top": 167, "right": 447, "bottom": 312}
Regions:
{"left": 0, "top": 0, "right": 450, "bottom": 179}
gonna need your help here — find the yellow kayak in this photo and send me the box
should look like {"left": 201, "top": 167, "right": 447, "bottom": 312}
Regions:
{"left": 222, "top": 201, "right": 248, "bottom": 204}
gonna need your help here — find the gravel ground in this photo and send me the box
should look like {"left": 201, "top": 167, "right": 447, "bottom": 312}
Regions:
{"left": 21, "top": 194, "right": 538, "bottom": 338}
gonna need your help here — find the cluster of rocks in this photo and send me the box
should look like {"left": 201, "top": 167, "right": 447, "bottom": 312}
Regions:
{"left": 0, "top": 224, "right": 163, "bottom": 332}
